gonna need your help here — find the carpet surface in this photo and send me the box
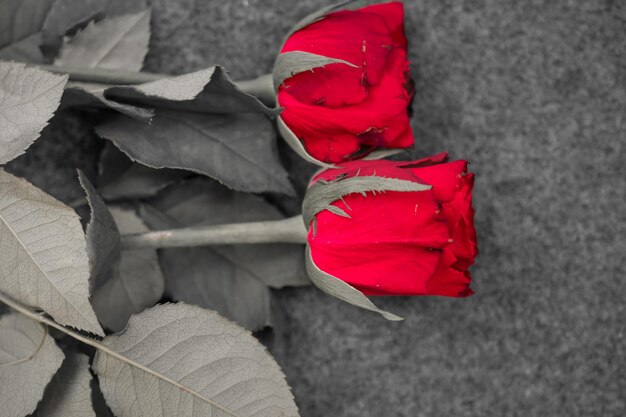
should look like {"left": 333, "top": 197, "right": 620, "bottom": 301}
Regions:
{"left": 7, "top": 1, "right": 625, "bottom": 416}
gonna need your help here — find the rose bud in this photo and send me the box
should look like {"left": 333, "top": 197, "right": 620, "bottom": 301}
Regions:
{"left": 302, "top": 153, "right": 477, "bottom": 320}
{"left": 274, "top": 2, "right": 414, "bottom": 165}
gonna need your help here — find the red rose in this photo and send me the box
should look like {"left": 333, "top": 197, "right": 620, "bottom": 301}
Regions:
{"left": 303, "top": 153, "right": 477, "bottom": 301}
{"left": 276, "top": 2, "right": 414, "bottom": 164}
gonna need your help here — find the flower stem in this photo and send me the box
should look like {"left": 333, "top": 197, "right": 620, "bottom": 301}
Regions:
{"left": 120, "top": 215, "right": 307, "bottom": 250}
{"left": 230, "top": 73, "right": 275, "bottom": 105}
{"left": 37, "top": 64, "right": 276, "bottom": 106}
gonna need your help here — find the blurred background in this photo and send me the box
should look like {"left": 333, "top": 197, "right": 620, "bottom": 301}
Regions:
{"left": 7, "top": 0, "right": 625, "bottom": 416}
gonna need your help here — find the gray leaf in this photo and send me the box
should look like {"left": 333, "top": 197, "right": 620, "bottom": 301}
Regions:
{"left": 54, "top": 10, "right": 151, "bottom": 71}
{"left": 91, "top": 207, "right": 164, "bottom": 332}
{"left": 91, "top": 378, "right": 115, "bottom": 417}
{"left": 41, "top": 0, "right": 106, "bottom": 57}
{"left": 41, "top": 0, "right": 147, "bottom": 57}
{"left": 0, "top": 0, "right": 55, "bottom": 62}
{"left": 0, "top": 170, "right": 104, "bottom": 336}
{"left": 105, "top": 66, "right": 277, "bottom": 116}
{"left": 0, "top": 61, "right": 68, "bottom": 164}
{"left": 147, "top": 177, "right": 283, "bottom": 225}
{"left": 78, "top": 170, "right": 120, "bottom": 292}
{"left": 273, "top": 51, "right": 357, "bottom": 89}
{"left": 305, "top": 247, "right": 402, "bottom": 321}
{"left": 98, "top": 141, "right": 133, "bottom": 185}
{"left": 92, "top": 303, "right": 299, "bottom": 417}
{"left": 159, "top": 246, "right": 271, "bottom": 331}
{"left": 62, "top": 81, "right": 154, "bottom": 120}
{"left": 139, "top": 204, "right": 272, "bottom": 331}
{"left": 0, "top": 33, "right": 44, "bottom": 63}
{"left": 96, "top": 111, "right": 295, "bottom": 195}
{"left": 0, "top": 313, "right": 65, "bottom": 417}
{"left": 100, "top": 164, "right": 187, "bottom": 201}
{"left": 146, "top": 177, "right": 308, "bottom": 288}
{"left": 218, "top": 243, "right": 309, "bottom": 289}
{"left": 32, "top": 352, "right": 96, "bottom": 417}
{"left": 97, "top": 142, "right": 187, "bottom": 201}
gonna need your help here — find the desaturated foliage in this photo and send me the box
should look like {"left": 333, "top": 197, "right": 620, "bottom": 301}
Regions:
{"left": 0, "top": 0, "right": 55, "bottom": 62}
{"left": 105, "top": 66, "right": 277, "bottom": 116}
{"left": 79, "top": 170, "right": 121, "bottom": 293}
{"left": 0, "top": 172, "right": 301, "bottom": 417}
{"left": 139, "top": 178, "right": 308, "bottom": 330}
{"left": 0, "top": 169, "right": 103, "bottom": 335}
{"left": 54, "top": 10, "right": 151, "bottom": 71}
{"left": 94, "top": 303, "right": 299, "bottom": 417}
{"left": 79, "top": 171, "right": 165, "bottom": 332}
{"left": 33, "top": 352, "right": 96, "bottom": 417}
{"left": 97, "top": 112, "right": 294, "bottom": 195}
{"left": 97, "top": 142, "right": 189, "bottom": 201}
{"left": 0, "top": 313, "right": 64, "bottom": 417}
{"left": 91, "top": 206, "right": 165, "bottom": 332}
{"left": 53, "top": 8, "right": 154, "bottom": 121}
{"left": 0, "top": 0, "right": 306, "bottom": 415}
{"left": 0, "top": 62, "right": 67, "bottom": 164}
{"left": 40, "top": 0, "right": 148, "bottom": 57}
{"left": 0, "top": 293, "right": 300, "bottom": 417}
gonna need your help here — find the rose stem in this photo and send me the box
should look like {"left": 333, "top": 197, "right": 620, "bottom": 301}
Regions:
{"left": 120, "top": 215, "right": 308, "bottom": 250}
{"left": 36, "top": 64, "right": 276, "bottom": 106}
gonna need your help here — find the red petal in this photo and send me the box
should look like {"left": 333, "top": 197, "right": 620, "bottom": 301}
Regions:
{"left": 408, "top": 160, "right": 468, "bottom": 202}
{"left": 425, "top": 249, "right": 474, "bottom": 297}
{"left": 308, "top": 190, "right": 453, "bottom": 295}
{"left": 281, "top": 6, "right": 395, "bottom": 107}
{"left": 443, "top": 173, "right": 478, "bottom": 266}
{"left": 301, "top": 131, "right": 360, "bottom": 164}
{"left": 307, "top": 156, "right": 477, "bottom": 297}
{"left": 278, "top": 48, "right": 413, "bottom": 163}
{"left": 281, "top": 64, "right": 367, "bottom": 107}
{"left": 311, "top": 190, "right": 449, "bottom": 246}
{"left": 384, "top": 123, "right": 415, "bottom": 148}
{"left": 358, "top": 2, "right": 407, "bottom": 48}
{"left": 312, "top": 242, "right": 442, "bottom": 295}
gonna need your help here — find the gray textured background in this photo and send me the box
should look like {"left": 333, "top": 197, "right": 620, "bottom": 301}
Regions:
{"left": 7, "top": 1, "right": 626, "bottom": 416}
